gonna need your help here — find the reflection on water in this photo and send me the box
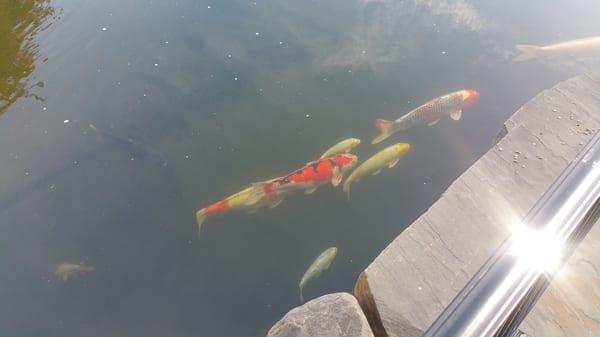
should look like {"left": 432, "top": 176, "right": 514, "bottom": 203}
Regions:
{"left": 1, "top": 0, "right": 600, "bottom": 337}
{"left": 0, "top": 0, "right": 55, "bottom": 115}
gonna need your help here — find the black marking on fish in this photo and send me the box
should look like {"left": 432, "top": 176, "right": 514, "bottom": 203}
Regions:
{"left": 311, "top": 162, "right": 320, "bottom": 173}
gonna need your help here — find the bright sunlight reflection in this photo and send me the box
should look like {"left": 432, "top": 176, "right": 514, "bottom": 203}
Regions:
{"left": 509, "top": 226, "right": 563, "bottom": 273}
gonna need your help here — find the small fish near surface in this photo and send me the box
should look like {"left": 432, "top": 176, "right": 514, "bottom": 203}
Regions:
{"left": 195, "top": 184, "right": 290, "bottom": 238}
{"left": 299, "top": 247, "right": 338, "bottom": 303}
{"left": 55, "top": 262, "right": 94, "bottom": 281}
{"left": 320, "top": 138, "right": 361, "bottom": 159}
{"left": 514, "top": 36, "right": 600, "bottom": 62}
{"left": 343, "top": 143, "right": 410, "bottom": 198}
{"left": 372, "top": 89, "right": 480, "bottom": 144}
{"left": 245, "top": 154, "right": 358, "bottom": 206}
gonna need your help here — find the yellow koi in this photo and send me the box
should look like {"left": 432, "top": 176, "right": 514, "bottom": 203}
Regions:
{"left": 320, "top": 138, "right": 361, "bottom": 159}
{"left": 299, "top": 247, "right": 338, "bottom": 303}
{"left": 55, "top": 262, "right": 94, "bottom": 281}
{"left": 343, "top": 143, "right": 410, "bottom": 198}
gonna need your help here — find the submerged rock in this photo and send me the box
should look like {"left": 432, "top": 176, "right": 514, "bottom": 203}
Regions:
{"left": 267, "top": 293, "right": 374, "bottom": 337}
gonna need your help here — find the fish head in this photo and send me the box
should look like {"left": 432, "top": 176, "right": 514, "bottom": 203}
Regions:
{"left": 328, "top": 247, "right": 338, "bottom": 257}
{"left": 394, "top": 143, "right": 411, "bottom": 155}
{"left": 351, "top": 138, "right": 361, "bottom": 147}
{"left": 333, "top": 154, "right": 358, "bottom": 173}
{"left": 461, "top": 89, "right": 480, "bottom": 108}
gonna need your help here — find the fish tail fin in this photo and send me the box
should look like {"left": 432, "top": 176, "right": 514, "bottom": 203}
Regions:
{"left": 514, "top": 44, "right": 543, "bottom": 62}
{"left": 300, "top": 287, "right": 304, "bottom": 304}
{"left": 196, "top": 208, "right": 208, "bottom": 239}
{"left": 372, "top": 119, "right": 395, "bottom": 144}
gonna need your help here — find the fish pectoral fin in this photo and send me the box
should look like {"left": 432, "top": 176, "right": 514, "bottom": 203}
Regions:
{"left": 331, "top": 167, "right": 343, "bottom": 187}
{"left": 304, "top": 186, "right": 318, "bottom": 195}
{"left": 372, "top": 169, "right": 381, "bottom": 176}
{"left": 388, "top": 158, "right": 400, "bottom": 168}
{"left": 267, "top": 194, "right": 284, "bottom": 208}
{"left": 245, "top": 183, "right": 267, "bottom": 206}
{"left": 450, "top": 109, "right": 462, "bottom": 121}
{"left": 427, "top": 119, "right": 440, "bottom": 126}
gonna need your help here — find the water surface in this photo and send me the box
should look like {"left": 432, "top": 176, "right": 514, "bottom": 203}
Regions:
{"left": 1, "top": 0, "right": 600, "bottom": 336}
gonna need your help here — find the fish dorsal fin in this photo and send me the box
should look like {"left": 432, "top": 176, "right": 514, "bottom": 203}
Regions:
{"left": 450, "top": 109, "right": 462, "bottom": 121}
{"left": 304, "top": 186, "right": 318, "bottom": 195}
{"left": 427, "top": 119, "right": 440, "bottom": 126}
{"left": 388, "top": 157, "right": 400, "bottom": 168}
{"left": 331, "top": 167, "right": 342, "bottom": 187}
{"left": 372, "top": 169, "right": 381, "bottom": 176}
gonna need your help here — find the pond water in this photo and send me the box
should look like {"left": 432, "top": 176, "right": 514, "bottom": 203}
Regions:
{"left": 1, "top": 0, "right": 600, "bottom": 336}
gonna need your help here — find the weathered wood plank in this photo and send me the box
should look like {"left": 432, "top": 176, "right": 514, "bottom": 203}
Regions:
{"left": 354, "top": 73, "right": 600, "bottom": 337}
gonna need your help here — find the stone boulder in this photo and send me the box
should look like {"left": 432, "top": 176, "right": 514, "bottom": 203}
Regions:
{"left": 268, "top": 292, "right": 375, "bottom": 337}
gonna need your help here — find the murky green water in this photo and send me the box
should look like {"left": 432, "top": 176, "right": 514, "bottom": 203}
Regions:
{"left": 1, "top": 0, "right": 600, "bottom": 336}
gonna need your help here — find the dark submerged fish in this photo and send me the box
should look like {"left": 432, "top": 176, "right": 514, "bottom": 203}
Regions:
{"left": 88, "top": 124, "right": 167, "bottom": 167}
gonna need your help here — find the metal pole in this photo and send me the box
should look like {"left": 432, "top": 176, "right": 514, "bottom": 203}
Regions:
{"left": 423, "top": 131, "right": 600, "bottom": 337}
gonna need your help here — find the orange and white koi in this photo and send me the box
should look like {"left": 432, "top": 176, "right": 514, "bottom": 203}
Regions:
{"left": 195, "top": 185, "right": 289, "bottom": 238}
{"left": 245, "top": 153, "right": 358, "bottom": 206}
{"left": 372, "top": 90, "right": 480, "bottom": 144}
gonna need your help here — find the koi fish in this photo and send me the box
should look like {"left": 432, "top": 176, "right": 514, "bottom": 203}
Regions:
{"left": 195, "top": 184, "right": 289, "bottom": 238}
{"left": 343, "top": 143, "right": 410, "bottom": 198}
{"left": 55, "top": 262, "right": 94, "bottom": 281}
{"left": 245, "top": 154, "right": 358, "bottom": 206}
{"left": 320, "top": 138, "right": 361, "bottom": 159}
{"left": 88, "top": 124, "right": 167, "bottom": 167}
{"left": 299, "top": 247, "right": 338, "bottom": 303}
{"left": 514, "top": 36, "right": 600, "bottom": 62}
{"left": 372, "top": 90, "right": 480, "bottom": 144}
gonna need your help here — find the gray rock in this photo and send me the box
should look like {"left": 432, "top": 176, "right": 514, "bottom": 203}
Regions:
{"left": 268, "top": 293, "right": 375, "bottom": 337}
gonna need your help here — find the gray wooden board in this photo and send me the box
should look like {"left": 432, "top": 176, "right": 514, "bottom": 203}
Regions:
{"left": 354, "top": 73, "right": 600, "bottom": 337}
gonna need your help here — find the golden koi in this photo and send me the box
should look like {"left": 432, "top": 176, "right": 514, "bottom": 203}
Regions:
{"left": 299, "top": 247, "right": 338, "bottom": 303}
{"left": 515, "top": 36, "right": 600, "bottom": 62}
{"left": 55, "top": 262, "right": 94, "bottom": 281}
{"left": 320, "top": 138, "right": 361, "bottom": 159}
{"left": 343, "top": 143, "right": 410, "bottom": 198}
{"left": 372, "top": 90, "right": 479, "bottom": 144}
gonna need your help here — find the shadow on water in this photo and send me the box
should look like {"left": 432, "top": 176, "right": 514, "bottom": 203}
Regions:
{"left": 0, "top": 0, "right": 56, "bottom": 115}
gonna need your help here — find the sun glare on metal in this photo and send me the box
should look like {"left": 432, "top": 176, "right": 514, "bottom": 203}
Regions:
{"left": 509, "top": 226, "right": 563, "bottom": 273}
